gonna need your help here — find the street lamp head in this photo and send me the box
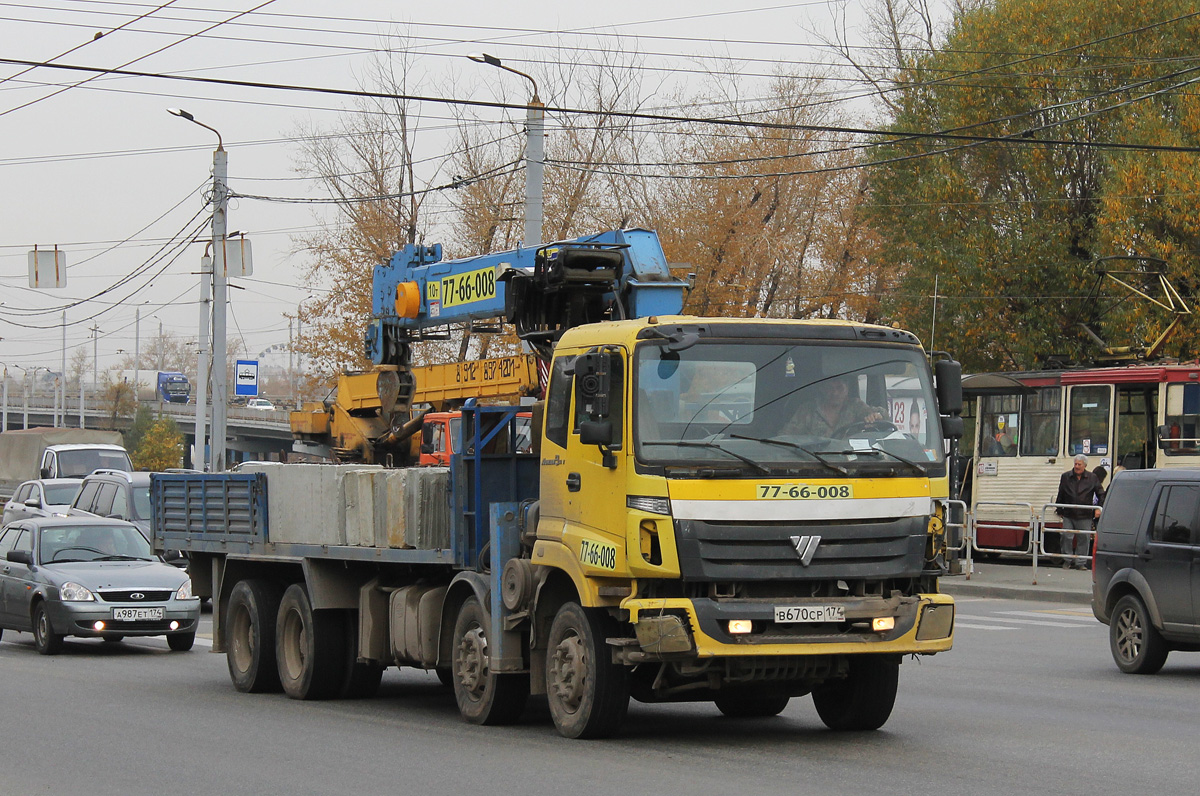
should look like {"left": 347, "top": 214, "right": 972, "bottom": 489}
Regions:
{"left": 467, "top": 52, "right": 502, "bottom": 67}
{"left": 167, "top": 107, "right": 223, "bottom": 150}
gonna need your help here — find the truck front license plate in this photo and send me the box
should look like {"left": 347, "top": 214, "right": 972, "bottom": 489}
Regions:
{"left": 774, "top": 605, "right": 845, "bottom": 623}
{"left": 113, "top": 607, "right": 164, "bottom": 621}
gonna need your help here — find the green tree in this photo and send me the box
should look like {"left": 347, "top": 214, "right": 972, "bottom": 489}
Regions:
{"left": 100, "top": 376, "right": 137, "bottom": 430}
{"left": 867, "top": 1, "right": 1200, "bottom": 370}
{"left": 124, "top": 405, "right": 157, "bottom": 457}
{"left": 132, "top": 417, "right": 183, "bottom": 471}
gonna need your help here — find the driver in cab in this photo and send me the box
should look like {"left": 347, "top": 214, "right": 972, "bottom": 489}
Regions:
{"left": 783, "top": 375, "right": 885, "bottom": 437}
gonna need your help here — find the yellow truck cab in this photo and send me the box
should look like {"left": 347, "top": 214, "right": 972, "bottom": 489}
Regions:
{"left": 526, "top": 315, "right": 956, "bottom": 732}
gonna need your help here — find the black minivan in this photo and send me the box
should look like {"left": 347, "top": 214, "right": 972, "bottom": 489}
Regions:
{"left": 1092, "top": 468, "right": 1200, "bottom": 673}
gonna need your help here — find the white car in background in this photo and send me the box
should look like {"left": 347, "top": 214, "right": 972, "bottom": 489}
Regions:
{"left": 2, "top": 478, "right": 83, "bottom": 524}
{"left": 245, "top": 398, "right": 276, "bottom": 411}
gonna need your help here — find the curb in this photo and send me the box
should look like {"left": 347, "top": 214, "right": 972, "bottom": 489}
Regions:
{"left": 940, "top": 580, "right": 1092, "bottom": 605}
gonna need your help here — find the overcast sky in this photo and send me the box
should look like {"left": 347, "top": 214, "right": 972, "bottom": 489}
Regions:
{"left": 0, "top": 0, "right": 915, "bottom": 379}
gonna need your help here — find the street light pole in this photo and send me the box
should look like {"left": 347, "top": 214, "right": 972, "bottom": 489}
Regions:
{"left": 467, "top": 53, "right": 544, "bottom": 248}
{"left": 169, "top": 107, "right": 229, "bottom": 471}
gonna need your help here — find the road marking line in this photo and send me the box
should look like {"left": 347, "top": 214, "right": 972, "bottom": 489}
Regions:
{"left": 956, "top": 614, "right": 1090, "bottom": 628}
{"left": 998, "top": 610, "right": 1095, "bottom": 622}
{"left": 954, "top": 622, "right": 1018, "bottom": 631}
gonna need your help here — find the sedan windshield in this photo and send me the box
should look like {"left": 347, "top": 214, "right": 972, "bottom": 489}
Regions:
{"left": 43, "top": 484, "right": 81, "bottom": 505}
{"left": 634, "top": 340, "right": 944, "bottom": 476}
{"left": 132, "top": 487, "right": 152, "bottom": 521}
{"left": 39, "top": 524, "right": 155, "bottom": 564}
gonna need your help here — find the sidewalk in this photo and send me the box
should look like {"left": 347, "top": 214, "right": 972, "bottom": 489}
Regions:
{"left": 939, "top": 558, "right": 1094, "bottom": 605}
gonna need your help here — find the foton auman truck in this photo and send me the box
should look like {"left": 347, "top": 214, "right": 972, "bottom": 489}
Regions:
{"left": 153, "top": 229, "right": 963, "bottom": 739}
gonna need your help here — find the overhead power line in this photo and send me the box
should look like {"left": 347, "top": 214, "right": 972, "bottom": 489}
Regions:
{"left": 3, "top": 57, "right": 1199, "bottom": 156}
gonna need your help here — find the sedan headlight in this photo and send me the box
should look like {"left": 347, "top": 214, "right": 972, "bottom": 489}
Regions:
{"left": 60, "top": 582, "right": 96, "bottom": 602}
{"left": 176, "top": 580, "right": 194, "bottom": 600}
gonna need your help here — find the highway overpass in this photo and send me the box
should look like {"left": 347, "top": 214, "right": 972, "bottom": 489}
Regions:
{"left": 0, "top": 395, "right": 297, "bottom": 468}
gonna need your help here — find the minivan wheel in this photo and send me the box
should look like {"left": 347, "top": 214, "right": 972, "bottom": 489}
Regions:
{"left": 1110, "top": 594, "right": 1169, "bottom": 674}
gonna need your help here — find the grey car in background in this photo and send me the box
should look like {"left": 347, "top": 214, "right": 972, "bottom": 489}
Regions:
{"left": 2, "top": 478, "right": 83, "bottom": 524}
{"left": 0, "top": 516, "right": 201, "bottom": 654}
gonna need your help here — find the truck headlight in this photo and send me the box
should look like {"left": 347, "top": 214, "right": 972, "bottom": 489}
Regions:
{"left": 60, "top": 582, "right": 96, "bottom": 602}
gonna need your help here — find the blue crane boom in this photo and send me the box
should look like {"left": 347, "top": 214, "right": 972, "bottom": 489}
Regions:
{"left": 365, "top": 228, "right": 688, "bottom": 364}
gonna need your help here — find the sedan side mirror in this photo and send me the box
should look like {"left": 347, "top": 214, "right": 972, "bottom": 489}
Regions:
{"left": 7, "top": 549, "right": 32, "bottom": 565}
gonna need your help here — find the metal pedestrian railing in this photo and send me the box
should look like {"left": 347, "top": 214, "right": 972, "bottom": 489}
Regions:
{"left": 956, "top": 501, "right": 1099, "bottom": 584}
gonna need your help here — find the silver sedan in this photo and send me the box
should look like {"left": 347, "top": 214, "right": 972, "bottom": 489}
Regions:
{"left": 0, "top": 516, "right": 201, "bottom": 654}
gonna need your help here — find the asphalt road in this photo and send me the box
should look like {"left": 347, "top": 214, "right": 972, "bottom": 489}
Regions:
{"left": 1, "top": 596, "right": 1198, "bottom": 796}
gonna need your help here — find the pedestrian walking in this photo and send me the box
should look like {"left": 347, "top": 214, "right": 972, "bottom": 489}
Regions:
{"left": 1054, "top": 454, "right": 1105, "bottom": 568}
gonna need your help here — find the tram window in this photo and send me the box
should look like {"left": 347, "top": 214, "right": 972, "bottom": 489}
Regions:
{"left": 961, "top": 397, "right": 977, "bottom": 459}
{"left": 1163, "top": 383, "right": 1200, "bottom": 455}
{"left": 1068, "top": 385, "right": 1110, "bottom": 456}
{"left": 980, "top": 394, "right": 1020, "bottom": 457}
{"left": 1019, "top": 387, "right": 1060, "bottom": 456}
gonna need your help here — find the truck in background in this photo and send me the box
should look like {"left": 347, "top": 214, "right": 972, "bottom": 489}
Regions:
{"left": 0, "top": 428, "right": 131, "bottom": 500}
{"left": 116, "top": 370, "right": 191, "bottom": 403}
{"left": 156, "top": 229, "right": 964, "bottom": 739}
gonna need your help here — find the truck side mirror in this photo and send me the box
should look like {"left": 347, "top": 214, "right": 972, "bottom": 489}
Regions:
{"left": 574, "top": 351, "right": 613, "bottom": 419}
{"left": 40, "top": 466, "right": 52, "bottom": 479}
{"left": 941, "top": 415, "right": 965, "bottom": 440}
{"left": 1157, "top": 424, "right": 1171, "bottom": 449}
{"left": 934, "top": 359, "right": 963, "bottom": 416}
{"left": 579, "top": 420, "right": 615, "bottom": 447}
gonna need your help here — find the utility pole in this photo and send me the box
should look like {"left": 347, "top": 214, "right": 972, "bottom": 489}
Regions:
{"left": 170, "top": 107, "right": 228, "bottom": 471}
{"left": 195, "top": 253, "right": 212, "bottom": 470}
{"left": 467, "top": 53, "right": 544, "bottom": 248}
{"left": 90, "top": 323, "right": 100, "bottom": 392}
{"left": 60, "top": 310, "right": 66, "bottom": 426}
{"left": 211, "top": 142, "right": 229, "bottom": 471}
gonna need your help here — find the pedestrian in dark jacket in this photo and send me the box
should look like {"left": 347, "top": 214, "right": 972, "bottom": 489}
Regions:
{"left": 1054, "top": 454, "right": 1105, "bottom": 569}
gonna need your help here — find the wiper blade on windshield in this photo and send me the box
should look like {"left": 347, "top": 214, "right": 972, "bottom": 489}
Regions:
{"left": 728, "top": 434, "right": 849, "bottom": 476}
{"left": 832, "top": 447, "right": 928, "bottom": 475}
{"left": 96, "top": 555, "right": 151, "bottom": 561}
{"left": 642, "top": 440, "right": 770, "bottom": 475}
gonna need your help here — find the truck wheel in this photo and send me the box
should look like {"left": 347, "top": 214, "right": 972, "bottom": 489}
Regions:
{"left": 1110, "top": 594, "right": 1169, "bottom": 674}
{"left": 714, "top": 693, "right": 790, "bottom": 718}
{"left": 451, "top": 596, "right": 528, "bottom": 725}
{"left": 226, "top": 579, "right": 283, "bottom": 693}
{"left": 276, "top": 584, "right": 343, "bottom": 700}
{"left": 339, "top": 611, "right": 384, "bottom": 699}
{"left": 545, "top": 602, "right": 630, "bottom": 739}
{"left": 812, "top": 655, "right": 899, "bottom": 731}
{"left": 33, "top": 603, "right": 64, "bottom": 656}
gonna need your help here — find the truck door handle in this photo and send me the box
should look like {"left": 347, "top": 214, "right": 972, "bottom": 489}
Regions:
{"left": 566, "top": 473, "right": 581, "bottom": 492}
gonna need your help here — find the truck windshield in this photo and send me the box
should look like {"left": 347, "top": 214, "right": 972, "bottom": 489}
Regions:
{"left": 634, "top": 340, "right": 944, "bottom": 476}
{"left": 57, "top": 449, "right": 133, "bottom": 478}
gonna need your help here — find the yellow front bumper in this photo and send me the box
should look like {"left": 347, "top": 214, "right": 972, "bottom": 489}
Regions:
{"left": 622, "top": 592, "right": 954, "bottom": 658}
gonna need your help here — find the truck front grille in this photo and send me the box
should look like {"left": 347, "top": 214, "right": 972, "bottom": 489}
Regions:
{"left": 673, "top": 516, "right": 927, "bottom": 582}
